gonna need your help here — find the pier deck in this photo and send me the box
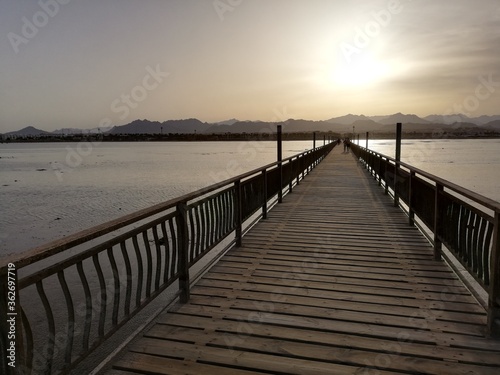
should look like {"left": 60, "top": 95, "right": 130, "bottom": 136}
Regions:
{"left": 107, "top": 147, "right": 500, "bottom": 375}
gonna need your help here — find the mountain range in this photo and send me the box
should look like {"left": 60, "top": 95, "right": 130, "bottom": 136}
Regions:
{"left": 4, "top": 113, "right": 500, "bottom": 137}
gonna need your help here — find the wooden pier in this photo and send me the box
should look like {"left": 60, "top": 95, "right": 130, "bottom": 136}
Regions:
{"left": 107, "top": 147, "right": 500, "bottom": 375}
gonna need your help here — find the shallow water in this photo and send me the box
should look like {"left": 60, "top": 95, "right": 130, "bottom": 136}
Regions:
{"left": 0, "top": 140, "right": 316, "bottom": 256}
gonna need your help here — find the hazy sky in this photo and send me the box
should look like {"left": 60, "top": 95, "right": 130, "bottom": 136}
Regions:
{"left": 1, "top": 0, "right": 499, "bottom": 132}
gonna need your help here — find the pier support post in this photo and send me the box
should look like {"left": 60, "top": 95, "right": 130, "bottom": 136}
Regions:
{"left": 408, "top": 171, "right": 415, "bottom": 226}
{"left": 176, "top": 202, "right": 190, "bottom": 303}
{"left": 277, "top": 125, "right": 283, "bottom": 204}
{"left": 433, "top": 183, "right": 443, "bottom": 260}
{"left": 235, "top": 180, "right": 243, "bottom": 246}
{"left": 488, "top": 210, "right": 500, "bottom": 337}
{"left": 262, "top": 170, "right": 268, "bottom": 219}
{"left": 394, "top": 123, "right": 402, "bottom": 207}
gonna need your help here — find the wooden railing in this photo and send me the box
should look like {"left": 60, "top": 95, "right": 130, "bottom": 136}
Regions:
{"left": 0, "top": 143, "right": 336, "bottom": 374}
{"left": 351, "top": 143, "right": 500, "bottom": 337}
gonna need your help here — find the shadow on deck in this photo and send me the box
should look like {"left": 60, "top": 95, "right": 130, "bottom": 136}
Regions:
{"left": 107, "top": 147, "right": 500, "bottom": 375}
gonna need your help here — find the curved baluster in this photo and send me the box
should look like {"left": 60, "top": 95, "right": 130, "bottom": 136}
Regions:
{"left": 57, "top": 270, "right": 75, "bottom": 366}
{"left": 76, "top": 261, "right": 92, "bottom": 351}
{"left": 35, "top": 280, "right": 55, "bottom": 373}
{"left": 120, "top": 241, "right": 132, "bottom": 316}
{"left": 152, "top": 225, "right": 162, "bottom": 291}
{"left": 141, "top": 231, "right": 153, "bottom": 298}
{"left": 20, "top": 306, "right": 33, "bottom": 373}
{"left": 169, "top": 219, "right": 178, "bottom": 277}
{"left": 209, "top": 198, "right": 216, "bottom": 246}
{"left": 188, "top": 207, "right": 196, "bottom": 263}
{"left": 92, "top": 254, "right": 107, "bottom": 337}
{"left": 107, "top": 247, "right": 120, "bottom": 326}
{"left": 160, "top": 221, "right": 170, "bottom": 283}
{"left": 132, "top": 236, "right": 144, "bottom": 307}
{"left": 203, "top": 200, "right": 209, "bottom": 249}
{"left": 200, "top": 204, "right": 207, "bottom": 258}
{"left": 483, "top": 223, "right": 494, "bottom": 286}
{"left": 470, "top": 214, "right": 480, "bottom": 274}
{"left": 194, "top": 205, "right": 202, "bottom": 260}
{"left": 216, "top": 193, "right": 223, "bottom": 240}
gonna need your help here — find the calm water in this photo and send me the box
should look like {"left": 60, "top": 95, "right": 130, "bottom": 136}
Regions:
{"left": 1, "top": 139, "right": 499, "bottom": 257}
{"left": 0, "top": 140, "right": 315, "bottom": 256}
{"left": 366, "top": 138, "right": 500, "bottom": 203}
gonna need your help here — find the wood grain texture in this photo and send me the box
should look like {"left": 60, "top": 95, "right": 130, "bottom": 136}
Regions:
{"left": 109, "top": 147, "right": 500, "bottom": 375}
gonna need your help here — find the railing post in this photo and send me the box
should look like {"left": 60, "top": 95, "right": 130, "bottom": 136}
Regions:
{"left": 408, "top": 171, "right": 415, "bottom": 227}
{"left": 234, "top": 180, "right": 243, "bottom": 246}
{"left": 277, "top": 125, "right": 283, "bottom": 204}
{"left": 261, "top": 170, "right": 268, "bottom": 219}
{"left": 488, "top": 210, "right": 500, "bottom": 337}
{"left": 366, "top": 132, "right": 369, "bottom": 149}
{"left": 296, "top": 155, "right": 300, "bottom": 185}
{"left": 176, "top": 202, "right": 190, "bottom": 303}
{"left": 433, "top": 183, "right": 443, "bottom": 260}
{"left": 384, "top": 158, "right": 389, "bottom": 194}
{"left": 288, "top": 159, "right": 293, "bottom": 194}
{"left": 394, "top": 123, "right": 402, "bottom": 207}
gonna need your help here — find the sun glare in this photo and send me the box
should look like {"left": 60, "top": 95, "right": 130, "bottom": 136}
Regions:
{"left": 330, "top": 55, "right": 391, "bottom": 88}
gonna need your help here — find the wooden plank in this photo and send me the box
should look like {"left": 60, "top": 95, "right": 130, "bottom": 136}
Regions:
{"left": 113, "top": 352, "right": 264, "bottom": 375}
{"left": 145, "top": 325, "right": 500, "bottom": 375}
{"left": 167, "top": 303, "right": 496, "bottom": 350}
{"left": 194, "top": 278, "right": 486, "bottom": 314}
{"left": 128, "top": 337, "right": 403, "bottom": 375}
{"left": 186, "top": 294, "right": 484, "bottom": 336}
{"left": 189, "top": 286, "right": 486, "bottom": 325}
{"left": 202, "top": 272, "right": 478, "bottom": 304}
{"left": 151, "top": 315, "right": 500, "bottom": 365}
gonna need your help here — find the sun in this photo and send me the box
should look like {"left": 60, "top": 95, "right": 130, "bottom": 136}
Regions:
{"left": 329, "top": 54, "right": 391, "bottom": 89}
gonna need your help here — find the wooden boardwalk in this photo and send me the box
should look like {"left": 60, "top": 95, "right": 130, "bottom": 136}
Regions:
{"left": 107, "top": 147, "right": 500, "bottom": 375}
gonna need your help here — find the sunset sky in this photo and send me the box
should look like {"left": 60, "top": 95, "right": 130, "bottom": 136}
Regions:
{"left": 1, "top": 0, "right": 499, "bottom": 132}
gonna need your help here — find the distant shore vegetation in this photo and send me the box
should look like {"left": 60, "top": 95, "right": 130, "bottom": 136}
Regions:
{"left": 2, "top": 130, "right": 500, "bottom": 143}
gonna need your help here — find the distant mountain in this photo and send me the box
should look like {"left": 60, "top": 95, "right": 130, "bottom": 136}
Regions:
{"left": 53, "top": 127, "right": 113, "bottom": 134}
{"left": 4, "top": 113, "right": 500, "bottom": 137}
{"left": 326, "top": 114, "right": 370, "bottom": 125}
{"left": 471, "top": 115, "right": 500, "bottom": 125}
{"left": 366, "top": 115, "right": 390, "bottom": 123}
{"left": 425, "top": 114, "right": 500, "bottom": 125}
{"left": 424, "top": 114, "right": 470, "bottom": 124}
{"left": 351, "top": 119, "right": 384, "bottom": 131}
{"left": 214, "top": 118, "right": 240, "bottom": 126}
{"left": 205, "top": 121, "right": 275, "bottom": 134}
{"left": 378, "top": 113, "right": 429, "bottom": 125}
{"left": 4, "top": 126, "right": 49, "bottom": 136}
{"left": 482, "top": 120, "right": 500, "bottom": 130}
{"left": 110, "top": 118, "right": 211, "bottom": 134}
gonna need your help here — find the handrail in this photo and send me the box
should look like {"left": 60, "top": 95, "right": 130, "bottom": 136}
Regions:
{"left": 350, "top": 143, "right": 500, "bottom": 338}
{"left": 0, "top": 142, "right": 336, "bottom": 374}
